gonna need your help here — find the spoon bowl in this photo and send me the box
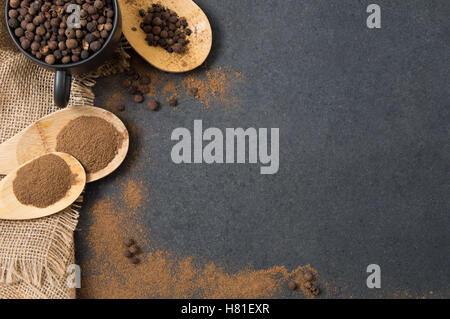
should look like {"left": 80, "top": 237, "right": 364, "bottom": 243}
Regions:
{"left": 0, "top": 106, "right": 129, "bottom": 183}
{"left": 0, "top": 152, "right": 86, "bottom": 220}
{"left": 119, "top": 0, "right": 212, "bottom": 72}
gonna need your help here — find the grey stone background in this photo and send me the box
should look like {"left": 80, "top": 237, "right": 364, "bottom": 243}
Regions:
{"left": 76, "top": 0, "right": 450, "bottom": 298}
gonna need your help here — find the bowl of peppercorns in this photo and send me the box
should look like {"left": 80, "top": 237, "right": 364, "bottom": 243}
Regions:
{"left": 5, "top": 0, "right": 122, "bottom": 107}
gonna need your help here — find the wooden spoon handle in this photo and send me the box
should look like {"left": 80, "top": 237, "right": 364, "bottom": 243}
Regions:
{"left": 0, "top": 137, "right": 20, "bottom": 175}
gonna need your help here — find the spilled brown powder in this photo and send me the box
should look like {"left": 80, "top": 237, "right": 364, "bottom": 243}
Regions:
{"left": 81, "top": 179, "right": 321, "bottom": 299}
{"left": 56, "top": 116, "right": 123, "bottom": 174}
{"left": 182, "top": 67, "right": 245, "bottom": 108}
{"left": 130, "top": 55, "right": 245, "bottom": 109}
{"left": 13, "top": 154, "right": 74, "bottom": 208}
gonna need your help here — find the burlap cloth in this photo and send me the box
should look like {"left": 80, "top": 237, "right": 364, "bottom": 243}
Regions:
{"left": 0, "top": 0, "right": 128, "bottom": 298}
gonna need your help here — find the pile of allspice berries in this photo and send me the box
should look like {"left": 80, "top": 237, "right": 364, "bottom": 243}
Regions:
{"left": 137, "top": 3, "right": 191, "bottom": 53}
{"left": 288, "top": 272, "right": 321, "bottom": 297}
{"left": 7, "top": 0, "right": 115, "bottom": 65}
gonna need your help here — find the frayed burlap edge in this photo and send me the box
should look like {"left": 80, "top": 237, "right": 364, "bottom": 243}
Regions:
{"left": 0, "top": 197, "right": 81, "bottom": 287}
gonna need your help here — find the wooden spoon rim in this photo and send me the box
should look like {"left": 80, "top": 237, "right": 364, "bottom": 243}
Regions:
{"left": 0, "top": 152, "right": 86, "bottom": 220}
{"left": 10, "top": 106, "right": 129, "bottom": 183}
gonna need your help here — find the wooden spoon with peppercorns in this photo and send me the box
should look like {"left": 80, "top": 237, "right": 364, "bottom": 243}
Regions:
{"left": 119, "top": 0, "right": 212, "bottom": 72}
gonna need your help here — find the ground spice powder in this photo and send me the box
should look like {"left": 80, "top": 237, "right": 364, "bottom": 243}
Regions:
{"left": 80, "top": 179, "right": 320, "bottom": 299}
{"left": 56, "top": 116, "right": 123, "bottom": 174}
{"left": 13, "top": 154, "right": 74, "bottom": 208}
{"left": 128, "top": 55, "right": 245, "bottom": 109}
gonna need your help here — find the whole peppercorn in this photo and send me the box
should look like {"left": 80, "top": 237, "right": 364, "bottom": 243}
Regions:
{"left": 9, "top": 0, "right": 20, "bottom": 9}
{"left": 20, "top": 38, "right": 30, "bottom": 49}
{"left": 45, "top": 54, "right": 55, "bottom": 65}
{"left": 66, "top": 39, "right": 78, "bottom": 49}
{"left": 153, "top": 17, "right": 162, "bottom": 25}
{"left": 304, "top": 272, "right": 313, "bottom": 282}
{"left": 54, "top": 50, "right": 62, "bottom": 59}
{"left": 8, "top": 18, "right": 19, "bottom": 28}
{"left": 172, "top": 43, "right": 182, "bottom": 53}
{"left": 48, "top": 41, "right": 58, "bottom": 51}
{"left": 84, "top": 33, "right": 96, "bottom": 43}
{"left": 25, "top": 31, "right": 34, "bottom": 41}
{"left": 124, "top": 250, "right": 133, "bottom": 258}
{"left": 168, "top": 96, "right": 178, "bottom": 106}
{"left": 87, "top": 5, "right": 96, "bottom": 15}
{"left": 36, "top": 26, "right": 46, "bottom": 36}
{"left": 30, "top": 41, "right": 40, "bottom": 51}
{"left": 86, "top": 21, "right": 97, "bottom": 33}
{"left": 160, "top": 30, "right": 168, "bottom": 38}
{"left": 131, "top": 257, "right": 140, "bottom": 265}
{"left": 311, "top": 287, "right": 320, "bottom": 296}
{"left": 94, "top": 0, "right": 104, "bottom": 10}
{"left": 106, "top": 9, "right": 114, "bottom": 18}
{"left": 89, "top": 41, "right": 102, "bottom": 51}
{"left": 128, "top": 245, "right": 139, "bottom": 254}
{"left": 124, "top": 239, "right": 135, "bottom": 247}
{"left": 122, "top": 79, "right": 132, "bottom": 88}
{"left": 152, "top": 26, "right": 161, "bottom": 35}
{"left": 288, "top": 281, "right": 298, "bottom": 291}
{"left": 80, "top": 50, "right": 89, "bottom": 59}
{"left": 147, "top": 100, "right": 160, "bottom": 111}
{"left": 33, "top": 15, "right": 44, "bottom": 25}
{"left": 65, "top": 28, "right": 76, "bottom": 39}
{"left": 76, "top": 30, "right": 84, "bottom": 39}
{"left": 139, "top": 86, "right": 150, "bottom": 94}
{"left": 134, "top": 94, "right": 144, "bottom": 103}
{"left": 14, "top": 27, "right": 24, "bottom": 37}
{"left": 61, "top": 56, "right": 71, "bottom": 64}
{"left": 9, "top": 9, "right": 19, "bottom": 18}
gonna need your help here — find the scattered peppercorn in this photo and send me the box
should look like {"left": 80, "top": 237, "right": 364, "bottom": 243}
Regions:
{"left": 122, "top": 79, "right": 132, "bottom": 88}
{"left": 168, "top": 96, "right": 178, "bottom": 107}
{"left": 124, "top": 250, "right": 133, "bottom": 258}
{"left": 124, "top": 239, "right": 135, "bottom": 247}
{"left": 134, "top": 94, "right": 144, "bottom": 103}
{"left": 128, "top": 245, "right": 139, "bottom": 255}
{"left": 288, "top": 281, "right": 297, "bottom": 291}
{"left": 131, "top": 257, "right": 140, "bottom": 265}
{"left": 304, "top": 272, "right": 313, "bottom": 282}
{"left": 147, "top": 100, "right": 160, "bottom": 111}
{"left": 115, "top": 104, "right": 125, "bottom": 112}
{"left": 311, "top": 286, "right": 320, "bottom": 296}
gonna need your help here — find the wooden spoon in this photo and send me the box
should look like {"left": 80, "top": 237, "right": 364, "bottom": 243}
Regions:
{"left": 119, "top": 0, "right": 212, "bottom": 73}
{"left": 0, "top": 152, "right": 86, "bottom": 220}
{"left": 0, "top": 106, "right": 129, "bottom": 183}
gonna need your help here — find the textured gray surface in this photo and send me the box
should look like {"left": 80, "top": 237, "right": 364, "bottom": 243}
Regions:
{"left": 76, "top": 0, "right": 450, "bottom": 298}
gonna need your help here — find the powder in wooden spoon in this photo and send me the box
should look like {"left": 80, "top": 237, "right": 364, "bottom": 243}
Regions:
{"left": 56, "top": 116, "right": 123, "bottom": 174}
{"left": 13, "top": 154, "right": 74, "bottom": 208}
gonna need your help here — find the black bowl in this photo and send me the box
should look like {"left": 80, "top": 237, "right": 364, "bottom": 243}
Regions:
{"left": 5, "top": 0, "right": 122, "bottom": 107}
